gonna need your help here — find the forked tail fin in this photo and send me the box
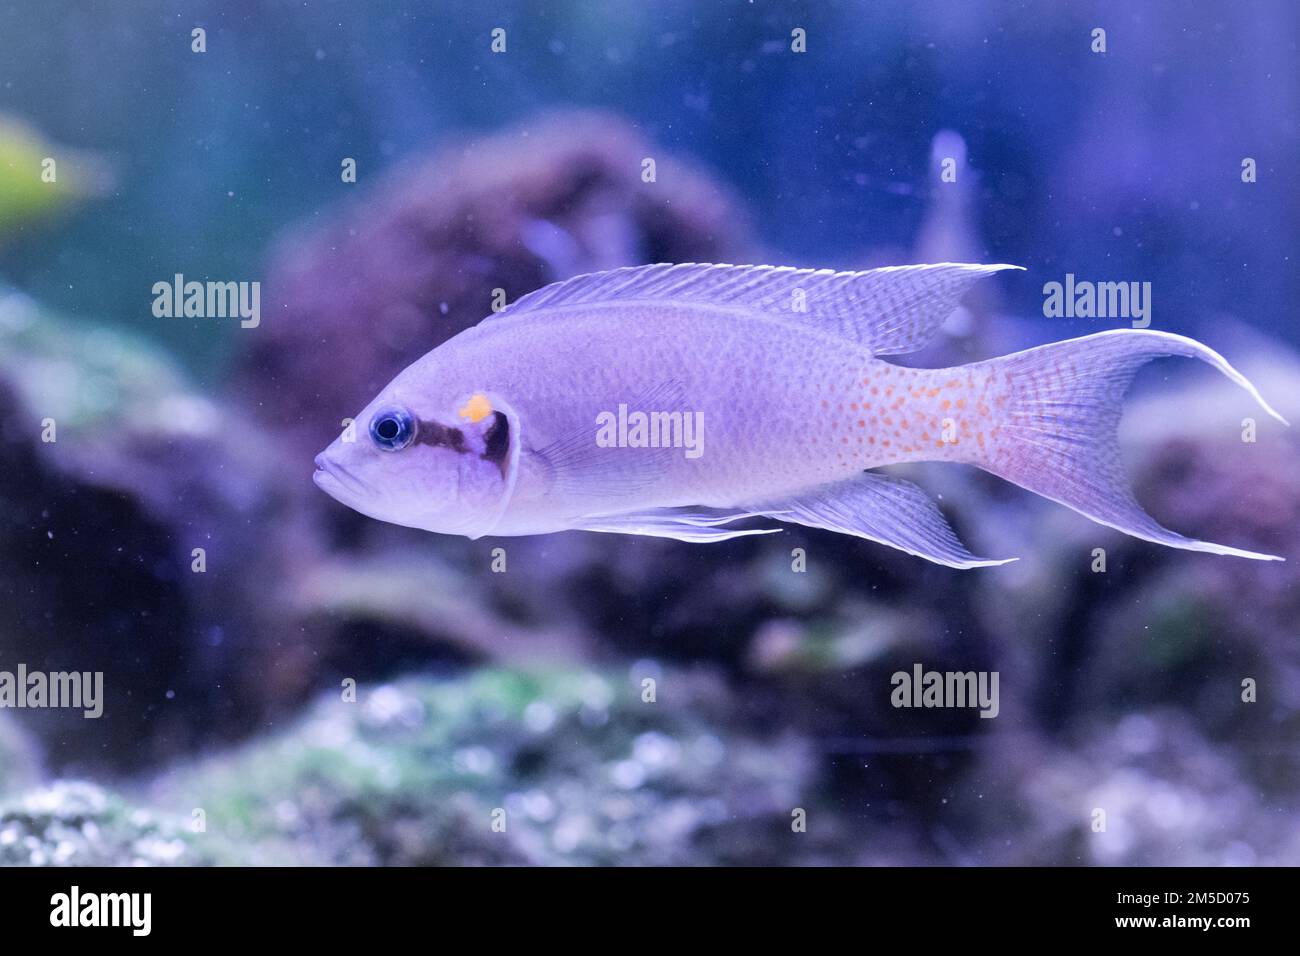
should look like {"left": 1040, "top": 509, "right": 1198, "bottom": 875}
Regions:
{"left": 975, "top": 329, "right": 1288, "bottom": 560}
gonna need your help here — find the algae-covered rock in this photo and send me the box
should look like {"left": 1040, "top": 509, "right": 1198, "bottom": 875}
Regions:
{"left": 0, "top": 781, "right": 211, "bottom": 867}
{"left": 964, "top": 711, "right": 1300, "bottom": 866}
{"left": 145, "top": 667, "right": 814, "bottom": 866}
{"left": 0, "top": 667, "right": 827, "bottom": 866}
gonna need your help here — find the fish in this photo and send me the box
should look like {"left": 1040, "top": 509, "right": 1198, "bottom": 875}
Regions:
{"left": 312, "top": 262, "right": 1288, "bottom": 568}
{"left": 0, "top": 115, "right": 114, "bottom": 234}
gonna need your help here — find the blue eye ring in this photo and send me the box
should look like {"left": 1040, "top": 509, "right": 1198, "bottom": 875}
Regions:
{"left": 369, "top": 407, "right": 416, "bottom": 451}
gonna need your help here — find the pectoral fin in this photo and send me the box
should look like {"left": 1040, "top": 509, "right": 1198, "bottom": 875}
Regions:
{"left": 747, "top": 472, "right": 1015, "bottom": 569}
{"left": 531, "top": 379, "right": 690, "bottom": 502}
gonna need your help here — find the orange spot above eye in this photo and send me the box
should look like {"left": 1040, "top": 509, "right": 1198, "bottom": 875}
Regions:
{"left": 942, "top": 399, "right": 952, "bottom": 410}
{"left": 458, "top": 393, "right": 493, "bottom": 423}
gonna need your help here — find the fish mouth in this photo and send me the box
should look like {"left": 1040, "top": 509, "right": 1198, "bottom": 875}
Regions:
{"left": 313, "top": 453, "right": 370, "bottom": 499}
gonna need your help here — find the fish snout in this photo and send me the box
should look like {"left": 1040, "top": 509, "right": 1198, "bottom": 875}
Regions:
{"left": 312, "top": 451, "right": 335, "bottom": 492}
{"left": 313, "top": 447, "right": 370, "bottom": 498}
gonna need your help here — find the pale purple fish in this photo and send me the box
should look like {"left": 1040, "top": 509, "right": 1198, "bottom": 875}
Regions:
{"left": 312, "top": 262, "right": 1287, "bottom": 568}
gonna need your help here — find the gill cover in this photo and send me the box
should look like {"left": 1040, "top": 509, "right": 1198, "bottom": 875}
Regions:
{"left": 454, "top": 392, "right": 521, "bottom": 538}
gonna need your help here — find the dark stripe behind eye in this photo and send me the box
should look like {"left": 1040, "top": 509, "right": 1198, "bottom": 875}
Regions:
{"left": 416, "top": 419, "right": 466, "bottom": 452}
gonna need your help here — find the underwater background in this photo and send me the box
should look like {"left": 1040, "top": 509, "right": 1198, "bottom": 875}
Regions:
{"left": 1, "top": 0, "right": 1298, "bottom": 865}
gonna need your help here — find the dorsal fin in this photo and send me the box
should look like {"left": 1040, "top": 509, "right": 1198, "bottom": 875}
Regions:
{"left": 491, "top": 261, "right": 1022, "bottom": 355}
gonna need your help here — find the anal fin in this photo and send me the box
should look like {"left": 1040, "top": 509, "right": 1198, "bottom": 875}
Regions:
{"left": 747, "top": 472, "right": 1015, "bottom": 569}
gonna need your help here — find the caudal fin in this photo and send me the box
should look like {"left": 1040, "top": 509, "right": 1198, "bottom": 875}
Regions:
{"left": 975, "top": 329, "right": 1287, "bottom": 560}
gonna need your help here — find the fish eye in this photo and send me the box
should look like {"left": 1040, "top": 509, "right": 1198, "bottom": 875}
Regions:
{"left": 369, "top": 407, "right": 416, "bottom": 451}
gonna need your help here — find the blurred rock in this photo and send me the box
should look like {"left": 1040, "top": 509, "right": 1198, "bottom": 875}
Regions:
{"left": 0, "top": 288, "right": 320, "bottom": 769}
